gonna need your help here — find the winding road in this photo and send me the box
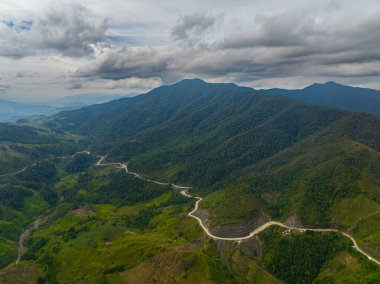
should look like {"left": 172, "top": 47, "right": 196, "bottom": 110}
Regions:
{"left": 3, "top": 152, "right": 379, "bottom": 267}
{"left": 96, "top": 155, "right": 380, "bottom": 266}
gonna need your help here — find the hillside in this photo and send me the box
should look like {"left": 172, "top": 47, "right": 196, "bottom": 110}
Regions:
{"left": 0, "top": 123, "right": 83, "bottom": 175}
{"left": 0, "top": 124, "right": 86, "bottom": 271}
{"left": 46, "top": 79, "right": 380, "bottom": 187}
{"left": 264, "top": 81, "right": 380, "bottom": 116}
{"left": 1, "top": 79, "right": 379, "bottom": 283}
{"left": 46, "top": 79, "right": 380, "bottom": 252}
{"left": 44, "top": 79, "right": 380, "bottom": 182}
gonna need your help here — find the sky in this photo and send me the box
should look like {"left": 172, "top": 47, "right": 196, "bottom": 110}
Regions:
{"left": 0, "top": 0, "right": 379, "bottom": 101}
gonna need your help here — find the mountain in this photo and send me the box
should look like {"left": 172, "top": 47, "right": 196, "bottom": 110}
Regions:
{"left": 46, "top": 79, "right": 380, "bottom": 186}
{"left": 47, "top": 78, "right": 380, "bottom": 229}
{"left": 264, "top": 81, "right": 380, "bottom": 115}
{"left": 1, "top": 79, "right": 380, "bottom": 283}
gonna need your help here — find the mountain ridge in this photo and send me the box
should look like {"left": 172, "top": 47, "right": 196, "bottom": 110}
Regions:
{"left": 264, "top": 81, "right": 380, "bottom": 115}
{"left": 43, "top": 79, "right": 380, "bottom": 276}
{"left": 1, "top": 78, "right": 380, "bottom": 282}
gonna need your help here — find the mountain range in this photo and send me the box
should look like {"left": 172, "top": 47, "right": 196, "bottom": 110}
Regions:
{"left": 48, "top": 78, "right": 380, "bottom": 239}
{"left": 0, "top": 79, "right": 380, "bottom": 283}
{"left": 2, "top": 80, "right": 379, "bottom": 123}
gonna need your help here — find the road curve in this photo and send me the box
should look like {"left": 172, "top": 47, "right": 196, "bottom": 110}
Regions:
{"left": 181, "top": 189, "right": 380, "bottom": 266}
{"left": 3, "top": 151, "right": 379, "bottom": 267}
{"left": 97, "top": 156, "right": 380, "bottom": 266}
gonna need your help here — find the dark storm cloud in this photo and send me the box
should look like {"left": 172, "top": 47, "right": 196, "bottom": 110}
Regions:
{"left": 0, "top": 3, "right": 108, "bottom": 58}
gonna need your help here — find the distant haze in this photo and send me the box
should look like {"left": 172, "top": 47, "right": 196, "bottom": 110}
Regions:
{"left": 0, "top": 93, "right": 134, "bottom": 122}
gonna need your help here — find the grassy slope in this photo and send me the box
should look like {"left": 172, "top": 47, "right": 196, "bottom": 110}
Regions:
{"left": 8, "top": 165, "right": 280, "bottom": 283}
{"left": 0, "top": 123, "right": 83, "bottom": 175}
{"left": 0, "top": 135, "right": 87, "bottom": 270}
{"left": 0, "top": 190, "right": 49, "bottom": 269}
{"left": 0, "top": 152, "right": 378, "bottom": 283}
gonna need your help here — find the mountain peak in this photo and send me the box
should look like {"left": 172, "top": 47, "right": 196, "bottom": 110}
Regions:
{"left": 171, "top": 78, "right": 245, "bottom": 91}
{"left": 305, "top": 81, "right": 343, "bottom": 90}
{"left": 175, "top": 78, "right": 207, "bottom": 85}
{"left": 325, "top": 81, "right": 339, "bottom": 85}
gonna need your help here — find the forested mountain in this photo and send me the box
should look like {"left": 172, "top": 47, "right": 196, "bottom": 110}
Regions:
{"left": 47, "top": 79, "right": 380, "bottom": 187}
{"left": 264, "top": 81, "right": 380, "bottom": 116}
{"left": 1, "top": 79, "right": 379, "bottom": 283}
{"left": 45, "top": 79, "right": 380, "bottom": 262}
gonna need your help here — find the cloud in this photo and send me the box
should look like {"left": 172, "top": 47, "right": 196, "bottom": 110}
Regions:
{"left": 0, "top": 2, "right": 108, "bottom": 58}
{"left": 0, "top": 84, "right": 10, "bottom": 91}
{"left": 220, "top": 11, "right": 321, "bottom": 49}
{"left": 1, "top": 0, "right": 380, "bottom": 98}
{"left": 171, "top": 12, "right": 222, "bottom": 46}
{"left": 324, "top": 0, "right": 341, "bottom": 12}
{"left": 66, "top": 82, "right": 83, "bottom": 90}
{"left": 102, "top": 77, "right": 163, "bottom": 90}
{"left": 74, "top": 46, "right": 178, "bottom": 80}
{"left": 73, "top": 3, "right": 380, "bottom": 88}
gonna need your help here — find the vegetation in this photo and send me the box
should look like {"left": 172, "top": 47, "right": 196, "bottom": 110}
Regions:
{"left": 262, "top": 230, "right": 350, "bottom": 283}
{"left": 1, "top": 79, "right": 380, "bottom": 282}
{"left": 264, "top": 81, "right": 380, "bottom": 116}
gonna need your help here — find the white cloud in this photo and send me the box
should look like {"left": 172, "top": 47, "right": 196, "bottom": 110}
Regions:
{"left": 0, "top": 0, "right": 380, "bottom": 99}
{"left": 171, "top": 12, "right": 223, "bottom": 47}
{"left": 0, "top": 2, "right": 108, "bottom": 58}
